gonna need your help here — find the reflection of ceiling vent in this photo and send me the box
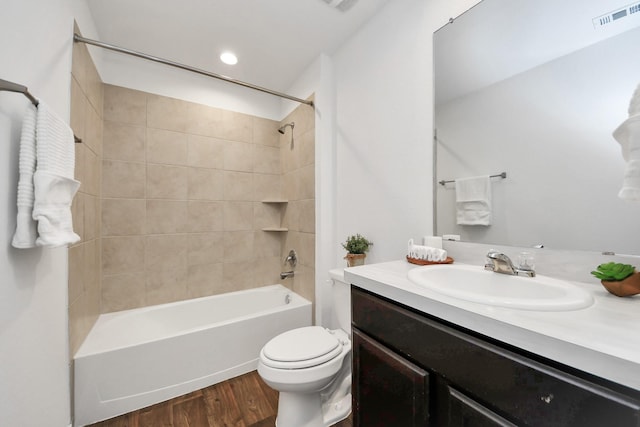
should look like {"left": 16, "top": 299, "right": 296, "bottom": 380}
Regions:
{"left": 593, "top": 1, "right": 640, "bottom": 28}
{"left": 320, "top": 0, "right": 359, "bottom": 12}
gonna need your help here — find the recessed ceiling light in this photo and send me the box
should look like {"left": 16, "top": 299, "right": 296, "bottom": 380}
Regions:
{"left": 220, "top": 51, "right": 238, "bottom": 65}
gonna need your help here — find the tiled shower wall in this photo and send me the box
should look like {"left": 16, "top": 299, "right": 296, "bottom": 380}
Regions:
{"left": 69, "top": 27, "right": 104, "bottom": 356}
{"left": 100, "top": 85, "right": 316, "bottom": 313}
{"left": 281, "top": 102, "right": 316, "bottom": 303}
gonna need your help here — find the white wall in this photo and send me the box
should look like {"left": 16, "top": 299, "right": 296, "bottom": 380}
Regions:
{"left": 331, "top": 0, "right": 481, "bottom": 266}
{"left": 0, "top": 1, "right": 98, "bottom": 426}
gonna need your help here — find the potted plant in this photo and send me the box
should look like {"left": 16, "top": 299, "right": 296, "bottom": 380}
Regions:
{"left": 591, "top": 262, "right": 640, "bottom": 297}
{"left": 342, "top": 234, "right": 373, "bottom": 267}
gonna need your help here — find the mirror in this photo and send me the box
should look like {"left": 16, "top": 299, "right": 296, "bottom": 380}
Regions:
{"left": 434, "top": 0, "right": 640, "bottom": 255}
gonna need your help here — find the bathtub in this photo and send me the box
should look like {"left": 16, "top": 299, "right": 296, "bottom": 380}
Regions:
{"left": 73, "top": 284, "right": 311, "bottom": 426}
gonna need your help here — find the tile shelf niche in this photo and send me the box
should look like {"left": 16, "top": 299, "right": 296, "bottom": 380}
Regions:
{"left": 261, "top": 200, "right": 288, "bottom": 232}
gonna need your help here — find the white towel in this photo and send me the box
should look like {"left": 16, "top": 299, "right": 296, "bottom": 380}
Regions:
{"left": 455, "top": 175, "right": 492, "bottom": 226}
{"left": 613, "top": 82, "right": 640, "bottom": 202}
{"left": 11, "top": 104, "right": 38, "bottom": 248}
{"left": 408, "top": 239, "right": 448, "bottom": 262}
{"left": 32, "top": 101, "right": 81, "bottom": 247}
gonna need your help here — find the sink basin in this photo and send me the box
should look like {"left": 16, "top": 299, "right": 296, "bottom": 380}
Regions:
{"left": 407, "top": 264, "right": 594, "bottom": 311}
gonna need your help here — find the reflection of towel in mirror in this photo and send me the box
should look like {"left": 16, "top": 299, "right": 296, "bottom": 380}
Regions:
{"left": 455, "top": 176, "right": 491, "bottom": 226}
{"left": 12, "top": 104, "right": 38, "bottom": 248}
{"left": 613, "top": 82, "right": 640, "bottom": 201}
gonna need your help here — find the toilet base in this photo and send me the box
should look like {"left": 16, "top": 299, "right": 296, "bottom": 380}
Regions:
{"left": 275, "top": 391, "right": 352, "bottom": 427}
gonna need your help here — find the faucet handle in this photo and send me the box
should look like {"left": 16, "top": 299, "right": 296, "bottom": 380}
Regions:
{"left": 283, "top": 249, "right": 297, "bottom": 268}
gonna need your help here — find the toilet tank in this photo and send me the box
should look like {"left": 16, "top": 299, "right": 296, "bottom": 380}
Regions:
{"left": 329, "top": 268, "right": 351, "bottom": 334}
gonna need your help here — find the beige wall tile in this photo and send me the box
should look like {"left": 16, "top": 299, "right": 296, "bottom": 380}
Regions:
{"left": 146, "top": 200, "right": 187, "bottom": 234}
{"left": 298, "top": 199, "right": 315, "bottom": 234}
{"left": 222, "top": 262, "right": 255, "bottom": 292}
{"left": 254, "top": 257, "right": 281, "bottom": 286}
{"left": 102, "top": 236, "right": 145, "bottom": 276}
{"left": 299, "top": 165, "right": 315, "bottom": 200}
{"left": 70, "top": 77, "right": 86, "bottom": 140}
{"left": 253, "top": 174, "right": 281, "bottom": 201}
{"left": 147, "top": 128, "right": 188, "bottom": 165}
{"left": 84, "top": 146, "right": 101, "bottom": 196}
{"left": 188, "top": 168, "right": 223, "bottom": 201}
{"left": 72, "top": 192, "right": 84, "bottom": 242}
{"left": 147, "top": 94, "right": 189, "bottom": 132}
{"left": 254, "top": 231, "right": 283, "bottom": 259}
{"left": 71, "top": 26, "right": 88, "bottom": 92}
{"left": 102, "top": 160, "right": 145, "bottom": 198}
{"left": 253, "top": 117, "right": 280, "bottom": 147}
{"left": 224, "top": 231, "right": 254, "bottom": 263}
{"left": 85, "top": 57, "right": 103, "bottom": 118}
{"left": 147, "top": 164, "right": 187, "bottom": 199}
{"left": 223, "top": 171, "right": 253, "bottom": 201}
{"left": 84, "top": 195, "right": 98, "bottom": 241}
{"left": 185, "top": 201, "right": 224, "bottom": 232}
{"left": 146, "top": 268, "right": 187, "bottom": 305}
{"left": 224, "top": 202, "right": 253, "bottom": 231}
{"left": 187, "top": 135, "right": 224, "bottom": 169}
{"left": 292, "top": 265, "right": 315, "bottom": 305}
{"left": 83, "top": 239, "right": 97, "bottom": 292}
{"left": 102, "top": 273, "right": 146, "bottom": 312}
{"left": 69, "top": 294, "right": 88, "bottom": 356}
{"left": 69, "top": 243, "right": 84, "bottom": 304}
{"left": 298, "top": 232, "right": 315, "bottom": 268}
{"left": 219, "top": 110, "right": 253, "bottom": 142}
{"left": 188, "top": 232, "right": 224, "bottom": 266}
{"left": 224, "top": 141, "right": 254, "bottom": 172}
{"left": 145, "top": 234, "right": 187, "bottom": 273}
{"left": 187, "top": 103, "right": 252, "bottom": 142}
{"left": 187, "top": 263, "right": 223, "bottom": 298}
{"left": 103, "top": 121, "right": 146, "bottom": 162}
{"left": 254, "top": 202, "right": 281, "bottom": 230}
{"left": 254, "top": 145, "right": 280, "bottom": 174}
{"left": 103, "top": 85, "right": 146, "bottom": 125}
{"left": 84, "top": 102, "right": 103, "bottom": 155}
{"left": 102, "top": 199, "right": 145, "bottom": 236}
{"left": 75, "top": 142, "right": 85, "bottom": 185}
{"left": 299, "top": 129, "right": 315, "bottom": 167}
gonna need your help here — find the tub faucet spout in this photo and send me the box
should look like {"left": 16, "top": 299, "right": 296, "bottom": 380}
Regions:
{"left": 280, "top": 271, "right": 295, "bottom": 280}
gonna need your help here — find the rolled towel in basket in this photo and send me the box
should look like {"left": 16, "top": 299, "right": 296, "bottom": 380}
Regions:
{"left": 408, "top": 239, "right": 448, "bottom": 262}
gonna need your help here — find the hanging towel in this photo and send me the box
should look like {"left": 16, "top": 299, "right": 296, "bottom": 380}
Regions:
{"left": 613, "top": 82, "right": 640, "bottom": 202}
{"left": 11, "top": 104, "right": 38, "bottom": 248}
{"left": 455, "top": 175, "right": 492, "bottom": 226}
{"left": 32, "top": 101, "right": 81, "bottom": 247}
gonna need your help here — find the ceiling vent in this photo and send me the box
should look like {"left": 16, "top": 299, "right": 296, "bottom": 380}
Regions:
{"left": 593, "top": 1, "right": 640, "bottom": 28}
{"left": 320, "top": 0, "right": 359, "bottom": 12}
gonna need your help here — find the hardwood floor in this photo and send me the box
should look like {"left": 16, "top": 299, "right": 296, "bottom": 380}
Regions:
{"left": 88, "top": 370, "right": 353, "bottom": 427}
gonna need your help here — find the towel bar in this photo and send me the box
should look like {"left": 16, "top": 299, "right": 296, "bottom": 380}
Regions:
{"left": 439, "top": 172, "right": 506, "bottom": 186}
{"left": 0, "top": 78, "right": 82, "bottom": 143}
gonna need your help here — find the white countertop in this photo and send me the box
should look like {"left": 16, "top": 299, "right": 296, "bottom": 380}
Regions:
{"left": 344, "top": 260, "right": 640, "bottom": 391}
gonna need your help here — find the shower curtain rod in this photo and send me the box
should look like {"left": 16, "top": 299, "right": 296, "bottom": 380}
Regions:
{"left": 73, "top": 34, "right": 314, "bottom": 108}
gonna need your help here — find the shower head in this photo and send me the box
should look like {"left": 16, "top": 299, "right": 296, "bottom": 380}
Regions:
{"left": 278, "top": 122, "right": 295, "bottom": 134}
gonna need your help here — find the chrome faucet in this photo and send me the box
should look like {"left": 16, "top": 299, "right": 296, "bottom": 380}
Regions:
{"left": 484, "top": 250, "right": 536, "bottom": 277}
{"left": 281, "top": 249, "right": 297, "bottom": 280}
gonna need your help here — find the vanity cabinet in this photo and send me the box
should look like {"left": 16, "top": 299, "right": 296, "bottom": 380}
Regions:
{"left": 351, "top": 286, "right": 640, "bottom": 427}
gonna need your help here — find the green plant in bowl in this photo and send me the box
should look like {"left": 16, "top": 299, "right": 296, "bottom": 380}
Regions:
{"left": 590, "top": 262, "right": 635, "bottom": 281}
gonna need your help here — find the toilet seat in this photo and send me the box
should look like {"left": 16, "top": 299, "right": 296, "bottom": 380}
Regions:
{"left": 261, "top": 326, "right": 343, "bottom": 370}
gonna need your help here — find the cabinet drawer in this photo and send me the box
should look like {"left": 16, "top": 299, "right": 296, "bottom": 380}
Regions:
{"left": 352, "top": 287, "right": 640, "bottom": 427}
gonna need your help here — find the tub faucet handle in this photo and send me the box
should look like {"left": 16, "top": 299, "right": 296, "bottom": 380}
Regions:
{"left": 283, "top": 249, "right": 297, "bottom": 268}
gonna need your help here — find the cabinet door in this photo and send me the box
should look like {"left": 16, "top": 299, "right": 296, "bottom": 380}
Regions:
{"left": 352, "top": 328, "right": 430, "bottom": 427}
{"left": 448, "top": 387, "right": 517, "bottom": 427}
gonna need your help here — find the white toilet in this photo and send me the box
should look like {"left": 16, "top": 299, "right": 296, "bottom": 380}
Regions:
{"left": 257, "top": 269, "right": 352, "bottom": 427}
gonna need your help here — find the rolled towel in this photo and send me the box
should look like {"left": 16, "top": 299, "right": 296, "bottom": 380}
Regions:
{"left": 408, "top": 239, "right": 448, "bottom": 262}
{"left": 619, "top": 159, "right": 640, "bottom": 201}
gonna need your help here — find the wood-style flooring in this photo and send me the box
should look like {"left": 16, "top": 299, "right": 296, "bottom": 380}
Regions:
{"left": 88, "top": 370, "right": 353, "bottom": 427}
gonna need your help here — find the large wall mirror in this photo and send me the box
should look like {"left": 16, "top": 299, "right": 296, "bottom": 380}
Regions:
{"left": 434, "top": 0, "right": 640, "bottom": 255}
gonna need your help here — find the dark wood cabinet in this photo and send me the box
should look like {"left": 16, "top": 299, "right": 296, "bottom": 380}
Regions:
{"left": 352, "top": 328, "right": 430, "bottom": 427}
{"left": 351, "top": 286, "right": 640, "bottom": 427}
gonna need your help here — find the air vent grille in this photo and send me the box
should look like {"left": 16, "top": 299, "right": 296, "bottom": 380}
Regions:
{"left": 593, "top": 1, "right": 640, "bottom": 28}
{"left": 320, "top": 0, "right": 358, "bottom": 12}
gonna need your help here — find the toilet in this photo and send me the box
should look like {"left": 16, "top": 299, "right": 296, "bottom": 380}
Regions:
{"left": 257, "top": 269, "right": 351, "bottom": 427}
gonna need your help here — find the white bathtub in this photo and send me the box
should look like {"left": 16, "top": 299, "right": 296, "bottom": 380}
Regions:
{"left": 73, "top": 284, "right": 311, "bottom": 426}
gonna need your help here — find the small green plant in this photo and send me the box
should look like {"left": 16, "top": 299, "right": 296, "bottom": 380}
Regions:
{"left": 591, "top": 262, "right": 636, "bottom": 281}
{"left": 342, "top": 234, "right": 373, "bottom": 254}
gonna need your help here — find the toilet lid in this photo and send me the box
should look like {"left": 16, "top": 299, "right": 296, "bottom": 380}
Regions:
{"left": 262, "top": 326, "right": 342, "bottom": 369}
